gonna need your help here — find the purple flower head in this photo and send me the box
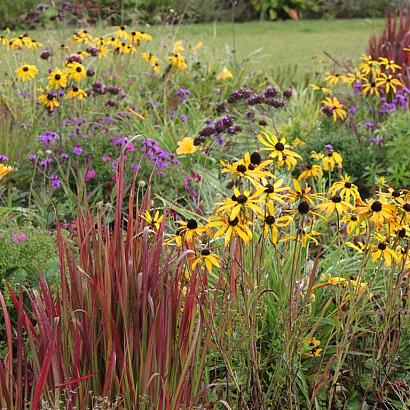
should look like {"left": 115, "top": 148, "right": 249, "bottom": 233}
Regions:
{"left": 348, "top": 105, "right": 357, "bottom": 114}
{"left": 13, "top": 232, "right": 27, "bottom": 244}
{"left": 50, "top": 173, "right": 61, "bottom": 190}
{"left": 38, "top": 131, "right": 58, "bottom": 146}
{"left": 85, "top": 168, "right": 96, "bottom": 182}
{"left": 28, "top": 153, "right": 37, "bottom": 162}
{"left": 0, "top": 155, "right": 9, "bottom": 162}
{"left": 180, "top": 114, "right": 188, "bottom": 122}
{"left": 66, "top": 54, "right": 82, "bottom": 64}
{"left": 72, "top": 144, "right": 83, "bottom": 155}
{"left": 40, "top": 48, "right": 52, "bottom": 60}
{"left": 60, "top": 152, "right": 69, "bottom": 160}
{"left": 353, "top": 81, "right": 362, "bottom": 95}
{"left": 102, "top": 155, "right": 111, "bottom": 162}
{"left": 324, "top": 144, "right": 334, "bottom": 153}
{"left": 130, "top": 163, "right": 140, "bottom": 173}
{"left": 175, "top": 88, "right": 190, "bottom": 102}
{"left": 39, "top": 157, "right": 53, "bottom": 168}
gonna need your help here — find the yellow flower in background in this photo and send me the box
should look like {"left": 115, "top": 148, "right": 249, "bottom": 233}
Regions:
{"left": 321, "top": 96, "right": 347, "bottom": 121}
{"left": 298, "top": 163, "right": 322, "bottom": 181}
{"left": 261, "top": 200, "right": 293, "bottom": 244}
{"left": 316, "top": 194, "right": 352, "bottom": 218}
{"left": 176, "top": 137, "right": 197, "bottom": 155}
{"left": 355, "top": 198, "right": 395, "bottom": 230}
{"left": 309, "top": 83, "right": 333, "bottom": 95}
{"left": 303, "top": 337, "right": 322, "bottom": 359}
{"left": 26, "top": 38, "right": 43, "bottom": 49}
{"left": 217, "top": 67, "right": 233, "bottom": 81}
{"left": 191, "top": 41, "right": 203, "bottom": 53}
{"left": 173, "top": 40, "right": 184, "bottom": 53}
{"left": 114, "top": 26, "right": 128, "bottom": 39}
{"left": 176, "top": 219, "right": 209, "bottom": 243}
{"left": 38, "top": 92, "right": 59, "bottom": 111}
{"left": 324, "top": 73, "right": 345, "bottom": 85}
{"left": 257, "top": 132, "right": 302, "bottom": 162}
{"left": 169, "top": 53, "right": 187, "bottom": 71}
{"left": 370, "top": 234, "right": 400, "bottom": 266}
{"left": 359, "top": 54, "right": 380, "bottom": 75}
{"left": 0, "top": 164, "right": 13, "bottom": 180}
{"left": 48, "top": 68, "right": 68, "bottom": 89}
{"left": 341, "top": 214, "right": 366, "bottom": 237}
{"left": 15, "top": 64, "right": 38, "bottom": 81}
{"left": 378, "top": 57, "right": 401, "bottom": 73}
{"left": 207, "top": 213, "right": 252, "bottom": 247}
{"left": 66, "top": 86, "right": 88, "bottom": 100}
{"left": 329, "top": 174, "right": 360, "bottom": 203}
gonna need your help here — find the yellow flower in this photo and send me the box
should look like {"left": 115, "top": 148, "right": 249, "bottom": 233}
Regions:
{"left": 38, "top": 92, "right": 59, "bottom": 111}
{"left": 192, "top": 249, "right": 219, "bottom": 273}
{"left": 378, "top": 57, "right": 401, "bottom": 73}
{"left": 309, "top": 83, "right": 332, "bottom": 95}
{"left": 316, "top": 194, "right": 353, "bottom": 218}
{"left": 65, "top": 86, "right": 88, "bottom": 100}
{"left": 207, "top": 213, "right": 252, "bottom": 247}
{"left": 176, "top": 137, "right": 197, "bottom": 155}
{"left": 370, "top": 235, "right": 400, "bottom": 266}
{"left": 191, "top": 41, "right": 203, "bottom": 53}
{"left": 362, "top": 79, "right": 382, "bottom": 97}
{"left": 176, "top": 219, "right": 209, "bottom": 243}
{"left": 169, "top": 53, "right": 187, "bottom": 71}
{"left": 173, "top": 40, "right": 184, "bottom": 53}
{"left": 114, "top": 26, "right": 128, "bottom": 39}
{"left": 298, "top": 163, "right": 322, "bottom": 181}
{"left": 15, "top": 64, "right": 38, "bottom": 81}
{"left": 257, "top": 132, "right": 302, "bottom": 162}
{"left": 355, "top": 199, "right": 395, "bottom": 230}
{"left": 303, "top": 337, "right": 322, "bottom": 359}
{"left": 359, "top": 54, "right": 380, "bottom": 75}
{"left": 322, "top": 151, "right": 343, "bottom": 172}
{"left": 0, "top": 164, "right": 13, "bottom": 180}
{"left": 26, "top": 38, "right": 42, "bottom": 49}
{"left": 329, "top": 174, "right": 360, "bottom": 204}
{"left": 48, "top": 68, "right": 68, "bottom": 90}
{"left": 217, "top": 68, "right": 233, "bottom": 81}
{"left": 67, "top": 62, "right": 86, "bottom": 82}
{"left": 324, "top": 73, "right": 345, "bottom": 85}
{"left": 142, "top": 210, "right": 164, "bottom": 231}
{"left": 321, "top": 96, "right": 347, "bottom": 121}
{"left": 341, "top": 214, "right": 366, "bottom": 237}
{"left": 376, "top": 73, "right": 402, "bottom": 94}
{"left": 284, "top": 227, "right": 321, "bottom": 247}
{"left": 261, "top": 200, "right": 292, "bottom": 244}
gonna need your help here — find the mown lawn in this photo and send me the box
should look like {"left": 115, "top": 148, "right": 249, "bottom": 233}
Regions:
{"left": 152, "top": 18, "right": 385, "bottom": 68}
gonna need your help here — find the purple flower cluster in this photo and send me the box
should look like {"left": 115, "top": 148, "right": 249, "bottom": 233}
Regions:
{"left": 38, "top": 131, "right": 58, "bottom": 146}
{"left": 141, "top": 139, "right": 180, "bottom": 171}
{"left": 0, "top": 155, "right": 9, "bottom": 162}
{"left": 227, "top": 85, "right": 290, "bottom": 108}
{"left": 196, "top": 115, "right": 242, "bottom": 146}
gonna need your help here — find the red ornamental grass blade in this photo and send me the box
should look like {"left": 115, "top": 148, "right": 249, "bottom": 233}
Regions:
{"left": 55, "top": 373, "right": 95, "bottom": 389}
{"left": 31, "top": 327, "right": 58, "bottom": 410}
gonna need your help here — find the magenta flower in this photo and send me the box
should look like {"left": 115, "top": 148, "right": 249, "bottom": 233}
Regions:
{"left": 13, "top": 232, "right": 27, "bottom": 244}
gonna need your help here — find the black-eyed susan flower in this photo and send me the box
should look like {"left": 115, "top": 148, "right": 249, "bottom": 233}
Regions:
{"left": 257, "top": 132, "right": 302, "bottom": 163}
{"left": 255, "top": 178, "right": 288, "bottom": 204}
{"left": 67, "top": 62, "right": 86, "bottom": 82}
{"left": 316, "top": 194, "right": 352, "bottom": 218}
{"left": 276, "top": 154, "right": 298, "bottom": 170}
{"left": 176, "top": 137, "right": 197, "bottom": 155}
{"left": 261, "top": 200, "right": 292, "bottom": 243}
{"left": 191, "top": 41, "right": 203, "bottom": 53}
{"left": 329, "top": 174, "right": 360, "bottom": 204}
{"left": 322, "top": 151, "right": 343, "bottom": 172}
{"left": 176, "top": 219, "right": 209, "bottom": 243}
{"left": 341, "top": 214, "right": 366, "bottom": 237}
{"left": 26, "top": 38, "right": 42, "bottom": 49}
{"left": 298, "top": 163, "right": 322, "bottom": 181}
{"left": 15, "top": 64, "right": 38, "bottom": 81}
{"left": 207, "top": 214, "right": 252, "bottom": 246}
{"left": 321, "top": 96, "right": 347, "bottom": 121}
{"left": 172, "top": 40, "right": 184, "bottom": 53}
{"left": 192, "top": 249, "right": 219, "bottom": 273}
{"left": 215, "top": 189, "right": 263, "bottom": 220}
{"left": 370, "top": 234, "right": 400, "bottom": 266}
{"left": 362, "top": 78, "right": 382, "bottom": 97}
{"left": 169, "top": 53, "right": 187, "bottom": 71}
{"left": 66, "top": 86, "right": 87, "bottom": 100}
{"left": 38, "top": 91, "right": 59, "bottom": 111}
{"left": 355, "top": 198, "right": 395, "bottom": 230}
{"left": 287, "top": 179, "right": 319, "bottom": 205}
{"left": 303, "top": 337, "right": 322, "bottom": 359}
{"left": 48, "top": 68, "right": 68, "bottom": 89}
{"left": 309, "top": 83, "right": 332, "bottom": 95}
{"left": 359, "top": 54, "right": 380, "bottom": 75}
{"left": 284, "top": 226, "right": 320, "bottom": 247}
{"left": 378, "top": 57, "right": 401, "bottom": 73}
{"left": 324, "top": 73, "right": 344, "bottom": 85}
{"left": 142, "top": 210, "right": 164, "bottom": 231}
{"left": 114, "top": 25, "right": 128, "bottom": 39}
{"left": 376, "top": 73, "right": 402, "bottom": 94}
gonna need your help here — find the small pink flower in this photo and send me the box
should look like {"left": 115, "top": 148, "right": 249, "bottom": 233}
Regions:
{"left": 13, "top": 232, "right": 27, "bottom": 244}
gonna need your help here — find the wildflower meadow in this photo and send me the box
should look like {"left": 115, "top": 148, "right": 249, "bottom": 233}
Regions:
{"left": 0, "top": 1, "right": 410, "bottom": 409}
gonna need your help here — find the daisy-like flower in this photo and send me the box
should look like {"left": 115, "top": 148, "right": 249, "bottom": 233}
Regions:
{"left": 257, "top": 132, "right": 302, "bottom": 163}
{"left": 176, "top": 137, "right": 197, "bottom": 155}
{"left": 142, "top": 52, "right": 160, "bottom": 73}
{"left": 309, "top": 83, "right": 332, "bottom": 95}
{"left": 324, "top": 73, "right": 345, "bottom": 85}
{"left": 378, "top": 57, "right": 401, "bottom": 73}
{"left": 370, "top": 234, "right": 400, "bottom": 266}
{"left": 298, "top": 163, "right": 322, "bottom": 181}
{"left": 284, "top": 226, "right": 321, "bottom": 247}
{"left": 394, "top": 197, "right": 410, "bottom": 224}
{"left": 172, "top": 40, "right": 184, "bottom": 53}
{"left": 128, "top": 31, "right": 143, "bottom": 44}
{"left": 0, "top": 164, "right": 13, "bottom": 180}
{"left": 261, "top": 200, "right": 292, "bottom": 243}
{"left": 191, "top": 41, "right": 203, "bottom": 53}
{"left": 359, "top": 54, "right": 380, "bottom": 75}
{"left": 321, "top": 96, "right": 347, "bottom": 121}
{"left": 255, "top": 178, "right": 288, "bottom": 204}
{"left": 276, "top": 154, "right": 299, "bottom": 170}
{"left": 15, "top": 64, "right": 38, "bottom": 81}
{"left": 322, "top": 151, "right": 343, "bottom": 172}
{"left": 341, "top": 214, "right": 366, "bottom": 237}
{"left": 287, "top": 179, "right": 320, "bottom": 205}
{"left": 67, "top": 62, "right": 86, "bottom": 82}
{"left": 26, "top": 38, "right": 43, "bottom": 49}
{"left": 114, "top": 26, "right": 128, "bottom": 39}
{"left": 316, "top": 194, "right": 352, "bottom": 218}
{"left": 142, "top": 210, "right": 164, "bottom": 231}
{"left": 217, "top": 68, "right": 233, "bottom": 81}
{"left": 38, "top": 91, "right": 59, "bottom": 111}
{"left": 362, "top": 79, "right": 382, "bottom": 97}
{"left": 48, "top": 68, "right": 68, "bottom": 89}
{"left": 355, "top": 198, "right": 395, "bottom": 230}
{"left": 376, "top": 73, "right": 402, "bottom": 94}
{"left": 329, "top": 174, "right": 360, "bottom": 204}
{"left": 215, "top": 189, "right": 263, "bottom": 220}
{"left": 176, "top": 219, "right": 209, "bottom": 243}
{"left": 169, "top": 53, "right": 187, "bottom": 71}
{"left": 65, "top": 86, "right": 88, "bottom": 100}
{"left": 303, "top": 337, "right": 322, "bottom": 359}
{"left": 221, "top": 152, "right": 273, "bottom": 182}
{"left": 207, "top": 214, "right": 252, "bottom": 247}
{"left": 192, "top": 249, "right": 219, "bottom": 273}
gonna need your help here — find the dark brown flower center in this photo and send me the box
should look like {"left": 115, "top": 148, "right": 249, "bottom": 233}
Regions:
{"left": 264, "top": 184, "right": 274, "bottom": 194}
{"left": 331, "top": 195, "right": 342, "bottom": 203}
{"left": 229, "top": 217, "right": 239, "bottom": 226}
{"left": 371, "top": 201, "right": 382, "bottom": 212}
{"left": 187, "top": 219, "right": 198, "bottom": 229}
{"left": 403, "top": 203, "right": 410, "bottom": 212}
{"left": 201, "top": 249, "right": 211, "bottom": 256}
{"left": 344, "top": 182, "right": 352, "bottom": 188}
{"left": 250, "top": 151, "right": 262, "bottom": 165}
{"left": 350, "top": 215, "right": 358, "bottom": 221}
{"left": 23, "top": 66, "right": 28, "bottom": 72}
{"left": 265, "top": 215, "right": 275, "bottom": 225}
{"left": 298, "top": 201, "right": 310, "bottom": 214}
{"left": 236, "top": 194, "right": 248, "bottom": 204}
{"left": 76, "top": 67, "right": 82, "bottom": 72}
{"left": 55, "top": 74, "right": 61, "bottom": 80}
{"left": 378, "top": 243, "right": 387, "bottom": 250}
{"left": 274, "top": 142, "right": 285, "bottom": 151}
{"left": 236, "top": 164, "right": 246, "bottom": 173}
